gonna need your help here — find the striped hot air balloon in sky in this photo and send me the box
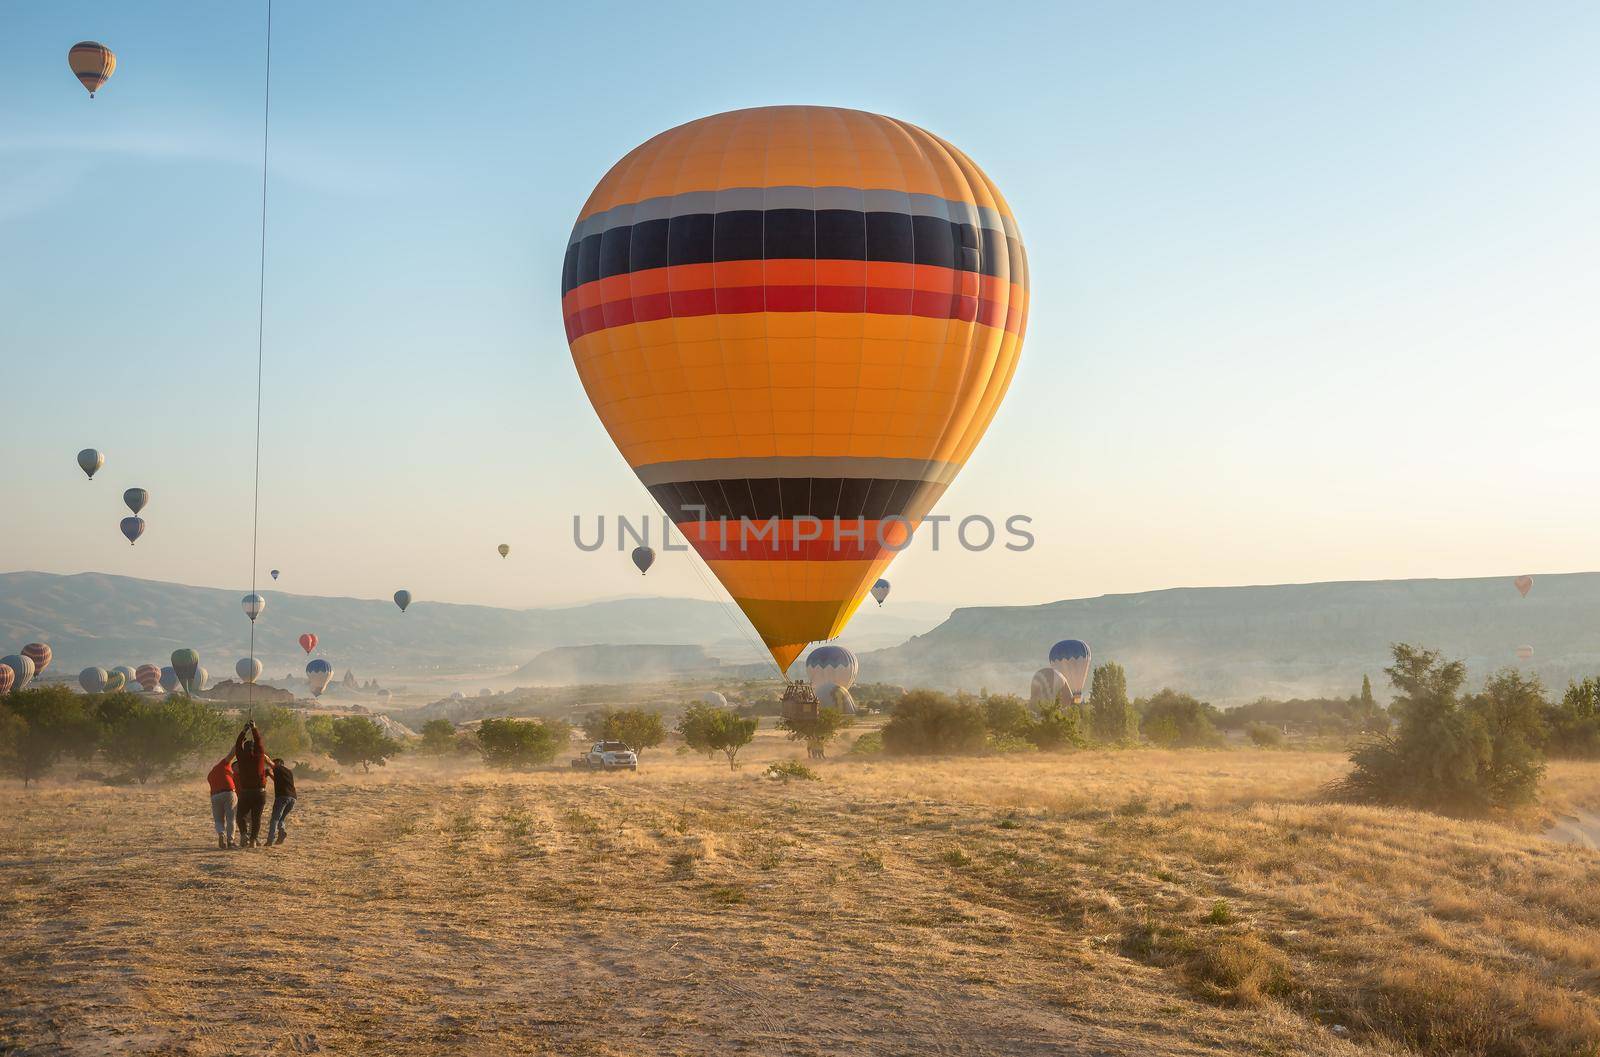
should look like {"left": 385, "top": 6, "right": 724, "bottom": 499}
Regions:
{"left": 563, "top": 106, "right": 1027, "bottom": 673}
{"left": 68, "top": 41, "right": 116, "bottom": 97}
{"left": 21, "top": 643, "right": 52, "bottom": 675}
{"left": 136, "top": 664, "right": 161, "bottom": 692}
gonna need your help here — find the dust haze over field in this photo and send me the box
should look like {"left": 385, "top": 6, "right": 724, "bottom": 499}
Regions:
{"left": 5, "top": 728, "right": 1600, "bottom": 1057}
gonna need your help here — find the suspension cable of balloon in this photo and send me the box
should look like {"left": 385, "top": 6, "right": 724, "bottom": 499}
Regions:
{"left": 247, "top": 0, "right": 274, "bottom": 718}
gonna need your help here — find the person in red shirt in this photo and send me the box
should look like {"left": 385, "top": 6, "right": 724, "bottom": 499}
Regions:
{"left": 233, "top": 722, "right": 270, "bottom": 847}
{"left": 207, "top": 747, "right": 238, "bottom": 849}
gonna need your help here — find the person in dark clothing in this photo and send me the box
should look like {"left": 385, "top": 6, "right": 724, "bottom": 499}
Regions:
{"left": 266, "top": 757, "right": 296, "bottom": 845}
{"left": 233, "top": 722, "right": 270, "bottom": 847}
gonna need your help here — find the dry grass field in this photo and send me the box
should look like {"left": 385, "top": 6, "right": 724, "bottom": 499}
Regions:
{"left": 4, "top": 729, "right": 1600, "bottom": 1057}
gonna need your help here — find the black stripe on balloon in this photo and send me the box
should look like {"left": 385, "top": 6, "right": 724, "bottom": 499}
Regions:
{"left": 645, "top": 477, "right": 944, "bottom": 524}
{"left": 561, "top": 210, "right": 1024, "bottom": 296}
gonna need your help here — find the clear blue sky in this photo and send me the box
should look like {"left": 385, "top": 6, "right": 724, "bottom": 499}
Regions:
{"left": 3, "top": 0, "right": 1598, "bottom": 616}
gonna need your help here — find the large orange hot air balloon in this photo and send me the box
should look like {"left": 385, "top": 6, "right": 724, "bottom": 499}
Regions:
{"left": 67, "top": 41, "right": 116, "bottom": 98}
{"left": 563, "top": 106, "right": 1027, "bottom": 672}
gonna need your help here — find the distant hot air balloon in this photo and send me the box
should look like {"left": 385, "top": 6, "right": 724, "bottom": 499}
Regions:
{"left": 0, "top": 664, "right": 13, "bottom": 695}
{"left": 21, "top": 643, "right": 52, "bottom": 675}
{"left": 136, "top": 664, "right": 160, "bottom": 692}
{"left": 67, "top": 41, "right": 116, "bottom": 97}
{"left": 805, "top": 645, "right": 859, "bottom": 692}
{"left": 241, "top": 593, "right": 266, "bottom": 622}
{"left": 564, "top": 107, "right": 1027, "bottom": 672}
{"left": 77, "top": 448, "right": 104, "bottom": 479}
{"left": 120, "top": 517, "right": 145, "bottom": 545}
{"left": 123, "top": 488, "right": 148, "bottom": 515}
{"left": 631, "top": 547, "right": 655, "bottom": 575}
{"left": 871, "top": 579, "right": 891, "bottom": 606}
{"left": 1, "top": 655, "right": 35, "bottom": 693}
{"left": 1514, "top": 575, "right": 1533, "bottom": 598}
{"left": 818, "top": 683, "right": 857, "bottom": 715}
{"left": 1049, "top": 640, "right": 1091, "bottom": 704}
{"left": 191, "top": 667, "right": 208, "bottom": 694}
{"left": 393, "top": 590, "right": 411, "bottom": 613}
{"left": 699, "top": 690, "right": 728, "bottom": 709}
{"left": 79, "top": 667, "right": 108, "bottom": 694}
{"left": 171, "top": 649, "right": 200, "bottom": 694}
{"left": 236, "top": 657, "right": 262, "bottom": 684}
{"left": 1516, "top": 645, "right": 1535, "bottom": 662}
{"left": 298, "top": 633, "right": 317, "bottom": 655}
{"left": 110, "top": 665, "right": 137, "bottom": 689}
{"left": 270, "top": 569, "right": 280, "bottom": 581}
{"left": 103, "top": 670, "right": 126, "bottom": 693}
{"left": 306, "top": 659, "right": 333, "bottom": 697}
{"left": 498, "top": 544, "right": 510, "bottom": 559}
{"left": 1029, "top": 667, "right": 1068, "bottom": 706}
{"left": 159, "top": 666, "right": 179, "bottom": 693}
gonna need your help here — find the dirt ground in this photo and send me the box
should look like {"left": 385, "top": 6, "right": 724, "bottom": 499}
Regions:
{"left": 3, "top": 737, "right": 1599, "bottom": 1056}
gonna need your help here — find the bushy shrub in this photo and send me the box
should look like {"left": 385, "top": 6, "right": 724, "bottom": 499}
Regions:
{"left": 982, "top": 694, "right": 1033, "bottom": 739}
{"left": 880, "top": 691, "right": 987, "bottom": 756}
{"left": 1140, "top": 690, "right": 1222, "bottom": 747}
{"left": 847, "top": 731, "right": 883, "bottom": 756}
{"left": 1088, "top": 662, "right": 1138, "bottom": 743}
{"left": 1247, "top": 723, "right": 1284, "bottom": 748}
{"left": 322, "top": 716, "right": 404, "bottom": 773}
{"left": 763, "top": 759, "right": 819, "bottom": 782}
{"left": 417, "top": 718, "right": 460, "bottom": 755}
{"left": 1545, "top": 678, "right": 1600, "bottom": 758}
{"left": 581, "top": 707, "right": 667, "bottom": 756}
{"left": 0, "top": 686, "right": 98, "bottom": 785}
{"left": 476, "top": 717, "right": 564, "bottom": 770}
{"left": 1028, "top": 703, "right": 1087, "bottom": 751}
{"left": 1330, "top": 644, "right": 1545, "bottom": 814}
{"left": 677, "top": 704, "right": 757, "bottom": 769}
{"left": 777, "top": 707, "right": 852, "bottom": 758}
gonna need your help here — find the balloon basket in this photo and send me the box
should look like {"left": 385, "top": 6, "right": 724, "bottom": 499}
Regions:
{"left": 781, "top": 681, "right": 819, "bottom": 722}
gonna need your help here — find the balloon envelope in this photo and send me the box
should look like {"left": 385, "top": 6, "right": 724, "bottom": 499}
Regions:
{"left": 136, "top": 664, "right": 160, "bottom": 691}
{"left": 498, "top": 544, "right": 510, "bottom": 558}
{"left": 79, "top": 667, "right": 108, "bottom": 693}
{"left": 77, "top": 448, "right": 103, "bottom": 479}
{"left": 870, "top": 579, "right": 891, "bottom": 606}
{"left": 190, "top": 667, "right": 208, "bottom": 693}
{"left": 67, "top": 41, "right": 115, "bottom": 96}
{"left": 393, "top": 590, "right": 411, "bottom": 612}
{"left": 236, "top": 657, "right": 263, "bottom": 684}
{"left": 159, "top": 666, "right": 180, "bottom": 692}
{"left": 306, "top": 659, "right": 333, "bottom": 697}
{"left": 0, "top": 664, "right": 12, "bottom": 695}
{"left": 171, "top": 649, "right": 200, "bottom": 693}
{"left": 818, "top": 683, "right": 857, "bottom": 715}
{"left": 1030, "top": 667, "right": 1068, "bottom": 705}
{"left": 123, "top": 488, "right": 148, "bottom": 515}
{"left": 805, "top": 645, "right": 859, "bottom": 690}
{"left": 103, "top": 671, "right": 126, "bottom": 693}
{"left": 1049, "top": 639, "right": 1091, "bottom": 701}
{"left": 631, "top": 547, "right": 655, "bottom": 575}
{"left": 110, "top": 666, "right": 137, "bottom": 689}
{"left": 0, "top": 655, "right": 35, "bottom": 692}
{"left": 270, "top": 569, "right": 280, "bottom": 581}
{"left": 699, "top": 690, "right": 728, "bottom": 708}
{"left": 564, "top": 106, "right": 1027, "bottom": 672}
{"left": 120, "top": 517, "right": 145, "bottom": 545}
{"left": 298, "top": 633, "right": 317, "bottom": 654}
{"left": 21, "top": 642, "right": 52, "bottom": 675}
{"left": 1514, "top": 575, "right": 1533, "bottom": 598}
{"left": 241, "top": 593, "right": 266, "bottom": 622}
{"left": 1516, "top": 645, "right": 1535, "bottom": 661}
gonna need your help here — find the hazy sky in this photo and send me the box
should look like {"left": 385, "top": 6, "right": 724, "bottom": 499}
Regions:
{"left": 3, "top": 1, "right": 1598, "bottom": 615}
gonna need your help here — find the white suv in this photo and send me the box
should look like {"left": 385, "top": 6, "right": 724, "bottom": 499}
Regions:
{"left": 572, "top": 740, "right": 638, "bottom": 771}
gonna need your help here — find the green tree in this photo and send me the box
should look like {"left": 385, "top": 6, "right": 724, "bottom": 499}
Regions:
{"left": 304, "top": 714, "right": 336, "bottom": 754}
{"left": 0, "top": 686, "right": 98, "bottom": 786}
{"left": 880, "top": 691, "right": 987, "bottom": 756}
{"left": 778, "top": 707, "right": 853, "bottom": 758}
{"left": 677, "top": 704, "right": 757, "bottom": 769}
{"left": 981, "top": 694, "right": 1033, "bottom": 739}
{"left": 418, "top": 718, "right": 459, "bottom": 755}
{"left": 1333, "top": 644, "right": 1544, "bottom": 814}
{"left": 1028, "top": 702, "right": 1088, "bottom": 751}
{"left": 1467, "top": 670, "right": 1547, "bottom": 807}
{"left": 1546, "top": 678, "right": 1600, "bottom": 758}
{"left": 1138, "top": 689, "right": 1221, "bottom": 747}
{"left": 477, "top": 718, "right": 564, "bottom": 770}
{"left": 250, "top": 706, "right": 310, "bottom": 760}
{"left": 1088, "top": 662, "right": 1137, "bottom": 743}
{"left": 102, "top": 696, "right": 228, "bottom": 782}
{"left": 586, "top": 708, "right": 667, "bottom": 756}
{"left": 324, "top": 716, "right": 403, "bottom": 773}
